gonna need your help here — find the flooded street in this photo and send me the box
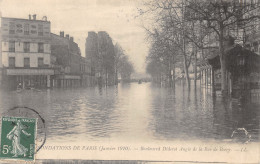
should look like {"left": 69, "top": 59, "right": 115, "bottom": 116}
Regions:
{"left": 0, "top": 83, "right": 259, "bottom": 144}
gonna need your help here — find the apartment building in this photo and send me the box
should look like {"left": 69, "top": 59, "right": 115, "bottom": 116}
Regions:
{"left": 51, "top": 32, "right": 94, "bottom": 87}
{"left": 85, "top": 31, "right": 116, "bottom": 86}
{"left": 0, "top": 15, "right": 54, "bottom": 89}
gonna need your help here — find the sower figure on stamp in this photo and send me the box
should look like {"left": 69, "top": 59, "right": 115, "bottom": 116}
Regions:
{"left": 6, "top": 120, "right": 31, "bottom": 157}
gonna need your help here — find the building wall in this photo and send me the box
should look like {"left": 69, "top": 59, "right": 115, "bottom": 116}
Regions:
{"left": 0, "top": 26, "right": 2, "bottom": 68}
{"left": 1, "top": 41, "right": 50, "bottom": 67}
{"left": 2, "top": 52, "right": 50, "bottom": 67}
{"left": 51, "top": 33, "right": 82, "bottom": 74}
{"left": 0, "top": 16, "right": 53, "bottom": 89}
{"left": 243, "top": 2, "right": 260, "bottom": 55}
{"left": 1, "top": 17, "right": 51, "bottom": 68}
{"left": 1, "top": 17, "right": 50, "bottom": 39}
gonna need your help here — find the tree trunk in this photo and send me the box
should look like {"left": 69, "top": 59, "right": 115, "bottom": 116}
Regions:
{"left": 169, "top": 56, "right": 173, "bottom": 88}
{"left": 194, "top": 47, "right": 197, "bottom": 87}
{"left": 115, "top": 67, "right": 117, "bottom": 85}
{"left": 106, "top": 69, "right": 108, "bottom": 86}
{"left": 220, "top": 55, "right": 228, "bottom": 94}
{"left": 183, "top": 55, "right": 190, "bottom": 89}
{"left": 173, "top": 62, "right": 175, "bottom": 89}
{"left": 219, "top": 26, "right": 228, "bottom": 95}
{"left": 182, "top": 0, "right": 190, "bottom": 89}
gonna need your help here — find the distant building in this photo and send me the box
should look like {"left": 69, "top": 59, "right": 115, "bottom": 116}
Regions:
{"left": 243, "top": 5, "right": 260, "bottom": 54}
{"left": 51, "top": 32, "right": 93, "bottom": 87}
{"left": 85, "top": 31, "right": 116, "bottom": 86}
{"left": 85, "top": 31, "right": 98, "bottom": 77}
{"left": 0, "top": 15, "right": 54, "bottom": 89}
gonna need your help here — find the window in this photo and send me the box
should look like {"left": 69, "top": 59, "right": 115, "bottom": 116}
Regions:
{"left": 38, "top": 24, "right": 43, "bottom": 36}
{"left": 24, "top": 24, "right": 29, "bottom": 35}
{"left": 30, "top": 24, "right": 37, "bottom": 34}
{"left": 9, "top": 41, "right": 15, "bottom": 52}
{"left": 24, "top": 58, "right": 30, "bottom": 68}
{"left": 38, "top": 57, "right": 44, "bottom": 67}
{"left": 9, "top": 57, "right": 15, "bottom": 68}
{"left": 38, "top": 43, "right": 44, "bottom": 53}
{"left": 24, "top": 42, "right": 30, "bottom": 52}
{"left": 16, "top": 24, "right": 23, "bottom": 33}
{"left": 9, "top": 22, "right": 15, "bottom": 34}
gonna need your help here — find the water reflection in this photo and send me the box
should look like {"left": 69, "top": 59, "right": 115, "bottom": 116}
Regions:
{"left": 0, "top": 83, "right": 259, "bottom": 143}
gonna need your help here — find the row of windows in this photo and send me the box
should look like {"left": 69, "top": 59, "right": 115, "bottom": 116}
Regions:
{"left": 8, "top": 41, "right": 45, "bottom": 53}
{"left": 8, "top": 57, "right": 44, "bottom": 68}
{"left": 9, "top": 22, "right": 44, "bottom": 36}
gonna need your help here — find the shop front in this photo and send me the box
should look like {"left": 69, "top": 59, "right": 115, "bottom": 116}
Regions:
{"left": 2, "top": 68, "right": 54, "bottom": 90}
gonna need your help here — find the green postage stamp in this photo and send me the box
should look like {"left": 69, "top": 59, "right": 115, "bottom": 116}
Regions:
{"left": 0, "top": 116, "right": 37, "bottom": 161}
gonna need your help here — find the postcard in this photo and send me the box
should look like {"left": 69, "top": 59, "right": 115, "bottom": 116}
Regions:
{"left": 0, "top": 0, "right": 259, "bottom": 163}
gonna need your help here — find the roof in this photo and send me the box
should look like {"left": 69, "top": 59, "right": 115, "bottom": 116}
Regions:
{"left": 1, "top": 17, "right": 50, "bottom": 23}
{"left": 208, "top": 44, "right": 260, "bottom": 73}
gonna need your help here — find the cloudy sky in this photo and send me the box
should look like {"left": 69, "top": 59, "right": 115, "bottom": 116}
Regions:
{"left": 0, "top": 0, "right": 149, "bottom": 73}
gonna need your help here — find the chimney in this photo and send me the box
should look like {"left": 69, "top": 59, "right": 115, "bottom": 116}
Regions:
{"left": 70, "top": 37, "right": 74, "bottom": 42}
{"left": 60, "top": 31, "right": 64, "bottom": 37}
{"left": 32, "top": 14, "right": 36, "bottom": 20}
{"left": 29, "top": 14, "right": 31, "bottom": 20}
{"left": 65, "top": 34, "right": 70, "bottom": 39}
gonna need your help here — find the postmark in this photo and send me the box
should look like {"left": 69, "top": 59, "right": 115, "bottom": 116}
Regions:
{"left": 0, "top": 116, "right": 37, "bottom": 161}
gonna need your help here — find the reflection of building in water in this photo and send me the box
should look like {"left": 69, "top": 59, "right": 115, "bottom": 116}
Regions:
{"left": 0, "top": 15, "right": 54, "bottom": 89}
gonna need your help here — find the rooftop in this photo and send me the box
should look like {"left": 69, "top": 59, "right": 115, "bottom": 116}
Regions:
{"left": 1, "top": 16, "right": 50, "bottom": 23}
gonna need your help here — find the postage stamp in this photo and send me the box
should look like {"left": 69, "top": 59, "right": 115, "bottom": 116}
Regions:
{"left": 0, "top": 116, "right": 37, "bottom": 161}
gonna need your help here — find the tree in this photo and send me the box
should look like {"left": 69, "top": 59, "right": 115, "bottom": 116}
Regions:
{"left": 185, "top": 0, "right": 260, "bottom": 94}
{"left": 145, "top": 28, "right": 177, "bottom": 87}
{"left": 119, "top": 56, "right": 134, "bottom": 82}
{"left": 140, "top": 0, "right": 259, "bottom": 93}
{"left": 97, "top": 32, "right": 116, "bottom": 86}
{"left": 114, "top": 43, "right": 135, "bottom": 83}
{"left": 141, "top": 0, "right": 202, "bottom": 89}
{"left": 114, "top": 43, "right": 124, "bottom": 84}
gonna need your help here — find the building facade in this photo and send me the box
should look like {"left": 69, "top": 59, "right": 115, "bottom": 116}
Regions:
{"left": 51, "top": 32, "right": 94, "bottom": 88}
{"left": 0, "top": 15, "right": 54, "bottom": 89}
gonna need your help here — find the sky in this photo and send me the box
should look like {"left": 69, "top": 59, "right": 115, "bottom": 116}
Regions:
{"left": 0, "top": 0, "right": 149, "bottom": 73}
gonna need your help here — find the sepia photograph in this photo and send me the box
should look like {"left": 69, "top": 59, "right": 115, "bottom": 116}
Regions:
{"left": 0, "top": 0, "right": 259, "bottom": 163}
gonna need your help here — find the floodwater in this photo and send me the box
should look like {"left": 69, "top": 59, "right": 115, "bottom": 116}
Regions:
{"left": 0, "top": 82, "right": 259, "bottom": 143}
